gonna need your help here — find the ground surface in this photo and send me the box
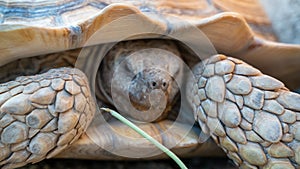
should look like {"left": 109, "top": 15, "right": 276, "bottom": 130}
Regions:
{"left": 20, "top": 158, "right": 237, "bottom": 169}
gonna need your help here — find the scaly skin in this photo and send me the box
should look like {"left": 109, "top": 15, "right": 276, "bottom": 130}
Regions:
{"left": 0, "top": 53, "right": 300, "bottom": 168}
{"left": 0, "top": 68, "right": 95, "bottom": 169}
{"left": 189, "top": 54, "right": 300, "bottom": 168}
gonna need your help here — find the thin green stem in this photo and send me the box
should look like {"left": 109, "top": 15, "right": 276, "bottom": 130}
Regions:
{"left": 100, "top": 108, "right": 188, "bottom": 169}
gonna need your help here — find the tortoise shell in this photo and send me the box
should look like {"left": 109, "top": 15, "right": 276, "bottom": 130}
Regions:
{"left": 1, "top": 0, "right": 300, "bottom": 89}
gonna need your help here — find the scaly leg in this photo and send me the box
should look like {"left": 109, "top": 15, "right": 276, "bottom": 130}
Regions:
{"left": 190, "top": 54, "right": 300, "bottom": 168}
{"left": 0, "top": 68, "right": 95, "bottom": 169}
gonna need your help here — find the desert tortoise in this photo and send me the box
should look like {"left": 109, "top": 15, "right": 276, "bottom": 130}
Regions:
{"left": 1, "top": 0, "right": 300, "bottom": 169}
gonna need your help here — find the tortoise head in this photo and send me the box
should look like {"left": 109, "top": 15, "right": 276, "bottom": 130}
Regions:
{"left": 98, "top": 40, "right": 184, "bottom": 123}
{"left": 129, "top": 68, "right": 171, "bottom": 111}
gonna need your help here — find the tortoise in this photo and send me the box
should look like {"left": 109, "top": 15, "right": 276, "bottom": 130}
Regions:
{"left": 1, "top": 0, "right": 300, "bottom": 169}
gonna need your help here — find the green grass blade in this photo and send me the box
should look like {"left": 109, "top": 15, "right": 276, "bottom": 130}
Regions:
{"left": 100, "top": 108, "right": 188, "bottom": 169}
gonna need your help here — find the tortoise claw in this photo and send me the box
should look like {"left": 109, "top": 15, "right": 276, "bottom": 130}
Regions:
{"left": 190, "top": 54, "right": 300, "bottom": 168}
{"left": 0, "top": 68, "right": 95, "bottom": 169}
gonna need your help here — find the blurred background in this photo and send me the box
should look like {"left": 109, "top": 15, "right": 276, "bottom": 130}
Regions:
{"left": 260, "top": 0, "right": 300, "bottom": 44}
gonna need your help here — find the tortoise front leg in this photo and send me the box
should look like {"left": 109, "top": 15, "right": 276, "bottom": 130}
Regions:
{"left": 0, "top": 68, "right": 95, "bottom": 169}
{"left": 190, "top": 54, "right": 300, "bottom": 168}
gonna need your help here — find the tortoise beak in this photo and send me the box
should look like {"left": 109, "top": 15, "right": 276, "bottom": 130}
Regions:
{"left": 125, "top": 68, "right": 173, "bottom": 122}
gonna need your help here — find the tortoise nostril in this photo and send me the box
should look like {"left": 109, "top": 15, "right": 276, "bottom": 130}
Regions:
{"left": 161, "top": 81, "right": 169, "bottom": 91}
{"left": 152, "top": 82, "right": 157, "bottom": 87}
{"left": 150, "top": 81, "right": 168, "bottom": 90}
